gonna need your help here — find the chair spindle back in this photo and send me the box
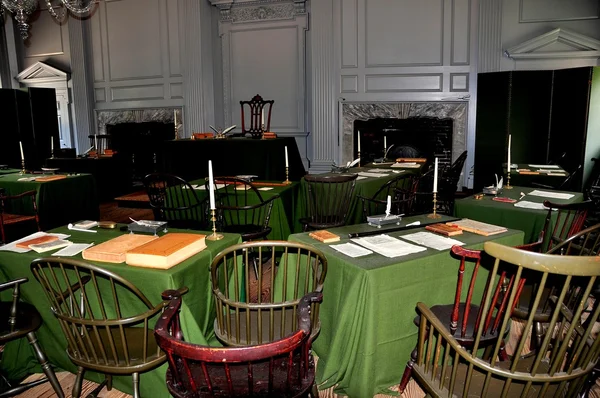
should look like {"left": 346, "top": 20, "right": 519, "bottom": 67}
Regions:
{"left": 303, "top": 174, "right": 358, "bottom": 230}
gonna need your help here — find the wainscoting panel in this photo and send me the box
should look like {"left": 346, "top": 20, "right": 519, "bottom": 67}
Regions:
{"left": 365, "top": 74, "right": 443, "bottom": 92}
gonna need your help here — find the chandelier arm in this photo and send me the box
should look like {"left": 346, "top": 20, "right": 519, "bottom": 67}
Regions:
{"left": 61, "top": 0, "right": 97, "bottom": 15}
{"left": 44, "top": 0, "right": 68, "bottom": 22}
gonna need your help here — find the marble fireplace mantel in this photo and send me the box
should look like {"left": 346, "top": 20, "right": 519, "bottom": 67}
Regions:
{"left": 96, "top": 108, "right": 183, "bottom": 137}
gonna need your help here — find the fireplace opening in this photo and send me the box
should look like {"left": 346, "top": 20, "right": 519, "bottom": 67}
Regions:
{"left": 107, "top": 121, "right": 175, "bottom": 187}
{"left": 354, "top": 117, "right": 453, "bottom": 167}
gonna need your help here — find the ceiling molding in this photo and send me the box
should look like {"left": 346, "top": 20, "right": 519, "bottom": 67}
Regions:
{"left": 208, "top": 0, "right": 306, "bottom": 22}
{"left": 504, "top": 28, "right": 600, "bottom": 60}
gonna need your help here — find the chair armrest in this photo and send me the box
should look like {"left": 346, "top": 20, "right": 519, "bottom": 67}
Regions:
{"left": 0, "top": 278, "right": 28, "bottom": 292}
{"left": 516, "top": 240, "right": 543, "bottom": 252}
{"left": 0, "top": 190, "right": 37, "bottom": 200}
{"left": 161, "top": 287, "right": 189, "bottom": 301}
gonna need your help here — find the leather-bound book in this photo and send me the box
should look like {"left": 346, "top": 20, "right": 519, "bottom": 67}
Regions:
{"left": 126, "top": 233, "right": 207, "bottom": 269}
{"left": 82, "top": 234, "right": 158, "bottom": 263}
{"left": 16, "top": 235, "right": 58, "bottom": 249}
{"left": 36, "top": 175, "right": 67, "bottom": 182}
{"left": 425, "top": 223, "right": 463, "bottom": 236}
{"left": 395, "top": 158, "right": 427, "bottom": 163}
{"left": 309, "top": 230, "right": 341, "bottom": 243}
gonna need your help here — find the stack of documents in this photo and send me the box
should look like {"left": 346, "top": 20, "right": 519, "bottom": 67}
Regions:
{"left": 351, "top": 234, "right": 426, "bottom": 258}
{"left": 527, "top": 190, "right": 574, "bottom": 200}
{"left": 400, "top": 232, "right": 464, "bottom": 251}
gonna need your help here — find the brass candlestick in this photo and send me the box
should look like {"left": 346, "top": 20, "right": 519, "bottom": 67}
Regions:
{"left": 174, "top": 123, "right": 180, "bottom": 140}
{"left": 261, "top": 123, "right": 266, "bottom": 140}
{"left": 283, "top": 167, "right": 291, "bottom": 185}
{"left": 357, "top": 151, "right": 361, "bottom": 168}
{"left": 427, "top": 192, "right": 442, "bottom": 219}
{"left": 206, "top": 209, "right": 224, "bottom": 241}
{"left": 505, "top": 170, "right": 513, "bottom": 189}
{"left": 20, "top": 159, "right": 26, "bottom": 175}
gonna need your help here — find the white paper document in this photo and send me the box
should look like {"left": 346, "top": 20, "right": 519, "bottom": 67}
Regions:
{"left": 367, "top": 169, "right": 390, "bottom": 173}
{"left": 258, "top": 187, "right": 274, "bottom": 191}
{"left": 529, "top": 164, "right": 560, "bottom": 169}
{"left": 351, "top": 234, "right": 426, "bottom": 258}
{"left": 195, "top": 183, "right": 226, "bottom": 190}
{"left": 356, "top": 176, "right": 369, "bottom": 180}
{"left": 527, "top": 190, "right": 574, "bottom": 200}
{"left": 400, "top": 232, "right": 464, "bottom": 251}
{"left": 391, "top": 170, "right": 405, "bottom": 174}
{"left": 514, "top": 200, "right": 555, "bottom": 211}
{"left": 183, "top": 184, "right": 200, "bottom": 190}
{"left": 52, "top": 243, "right": 95, "bottom": 257}
{"left": 331, "top": 242, "right": 373, "bottom": 258}
{"left": 391, "top": 163, "right": 421, "bottom": 169}
{"left": 358, "top": 172, "right": 390, "bottom": 178}
{"left": 0, "top": 232, "right": 71, "bottom": 253}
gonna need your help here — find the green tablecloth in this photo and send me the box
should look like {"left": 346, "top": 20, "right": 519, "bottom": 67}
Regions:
{"left": 288, "top": 214, "right": 524, "bottom": 397}
{"left": 0, "top": 173, "right": 99, "bottom": 230}
{"left": 0, "top": 169, "right": 20, "bottom": 176}
{"left": 507, "top": 164, "right": 569, "bottom": 188}
{"left": 0, "top": 226, "right": 241, "bottom": 397}
{"left": 189, "top": 180, "right": 300, "bottom": 240}
{"left": 454, "top": 186, "right": 584, "bottom": 243}
{"left": 295, "top": 168, "right": 416, "bottom": 231}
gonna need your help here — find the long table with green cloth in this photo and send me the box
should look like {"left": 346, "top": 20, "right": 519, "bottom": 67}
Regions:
{"left": 288, "top": 214, "right": 524, "bottom": 397}
{"left": 507, "top": 164, "right": 569, "bottom": 188}
{"left": 454, "top": 186, "right": 584, "bottom": 243}
{"left": 188, "top": 179, "right": 299, "bottom": 240}
{"left": 0, "top": 173, "right": 99, "bottom": 230}
{"left": 0, "top": 169, "right": 20, "bottom": 175}
{"left": 294, "top": 167, "right": 419, "bottom": 232}
{"left": 0, "top": 226, "right": 241, "bottom": 397}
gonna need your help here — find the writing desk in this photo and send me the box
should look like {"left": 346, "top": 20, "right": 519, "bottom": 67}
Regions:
{"left": 0, "top": 226, "right": 241, "bottom": 397}
{"left": 454, "top": 186, "right": 584, "bottom": 243}
{"left": 288, "top": 214, "right": 524, "bottom": 397}
{"left": 0, "top": 173, "right": 99, "bottom": 230}
{"left": 162, "top": 137, "right": 306, "bottom": 182}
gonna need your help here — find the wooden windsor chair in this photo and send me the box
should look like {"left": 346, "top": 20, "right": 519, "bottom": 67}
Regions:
{"left": 408, "top": 242, "right": 600, "bottom": 397}
{"left": 240, "top": 94, "right": 274, "bottom": 138}
{"left": 210, "top": 177, "right": 278, "bottom": 241}
{"left": 300, "top": 173, "right": 358, "bottom": 231}
{"left": 144, "top": 173, "right": 210, "bottom": 230}
{"left": 154, "top": 290, "right": 321, "bottom": 397}
{"left": 358, "top": 174, "right": 418, "bottom": 220}
{"left": 30, "top": 258, "right": 184, "bottom": 398}
{"left": 0, "top": 190, "right": 39, "bottom": 244}
{"left": 0, "top": 278, "right": 64, "bottom": 398}
{"left": 399, "top": 245, "right": 524, "bottom": 393}
{"left": 210, "top": 241, "right": 327, "bottom": 346}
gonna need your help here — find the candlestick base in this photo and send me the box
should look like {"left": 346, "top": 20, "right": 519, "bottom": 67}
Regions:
{"left": 282, "top": 167, "right": 292, "bottom": 184}
{"left": 427, "top": 193, "right": 442, "bottom": 219}
{"left": 283, "top": 179, "right": 292, "bottom": 185}
{"left": 206, "top": 232, "right": 224, "bottom": 241}
{"left": 206, "top": 210, "right": 224, "bottom": 241}
{"left": 505, "top": 173, "right": 513, "bottom": 189}
{"left": 427, "top": 213, "right": 442, "bottom": 219}
{"left": 20, "top": 159, "right": 26, "bottom": 175}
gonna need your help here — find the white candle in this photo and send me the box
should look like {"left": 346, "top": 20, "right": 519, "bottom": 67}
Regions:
{"left": 208, "top": 160, "right": 216, "bottom": 210}
{"left": 19, "top": 141, "right": 24, "bottom": 161}
{"left": 285, "top": 146, "right": 289, "bottom": 168}
{"left": 384, "top": 136, "right": 387, "bottom": 151}
{"left": 261, "top": 109, "right": 265, "bottom": 126}
{"left": 94, "top": 134, "right": 98, "bottom": 150}
{"left": 357, "top": 130, "right": 361, "bottom": 153}
{"left": 507, "top": 134, "right": 511, "bottom": 171}
{"left": 51, "top": 136, "right": 54, "bottom": 153}
{"left": 433, "top": 158, "right": 438, "bottom": 193}
{"left": 174, "top": 109, "right": 177, "bottom": 127}
{"left": 385, "top": 195, "right": 391, "bottom": 216}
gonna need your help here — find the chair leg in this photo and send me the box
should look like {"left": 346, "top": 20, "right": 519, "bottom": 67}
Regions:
{"left": 310, "top": 382, "right": 319, "bottom": 397}
{"left": 106, "top": 374, "right": 112, "bottom": 391}
{"left": 26, "top": 331, "right": 64, "bottom": 398}
{"left": 399, "top": 346, "right": 418, "bottom": 394}
{"left": 72, "top": 367, "right": 85, "bottom": 398}
{"left": 132, "top": 372, "right": 140, "bottom": 398}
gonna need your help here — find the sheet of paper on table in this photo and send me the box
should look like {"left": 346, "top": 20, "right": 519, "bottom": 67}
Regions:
{"left": 358, "top": 172, "right": 390, "bottom": 178}
{"left": 258, "top": 187, "right": 274, "bottom": 191}
{"left": 391, "top": 170, "right": 404, "bottom": 174}
{"left": 331, "top": 242, "right": 373, "bottom": 258}
{"left": 529, "top": 164, "right": 560, "bottom": 169}
{"left": 351, "top": 234, "right": 426, "bottom": 258}
{"left": 194, "top": 183, "right": 226, "bottom": 190}
{"left": 514, "top": 200, "right": 555, "bottom": 211}
{"left": 356, "top": 176, "right": 368, "bottom": 180}
{"left": 367, "top": 169, "right": 390, "bottom": 173}
{"left": 0, "top": 231, "right": 71, "bottom": 253}
{"left": 52, "top": 243, "right": 95, "bottom": 257}
{"left": 400, "top": 231, "right": 465, "bottom": 251}
{"left": 391, "top": 163, "right": 421, "bottom": 168}
{"left": 527, "top": 190, "right": 574, "bottom": 200}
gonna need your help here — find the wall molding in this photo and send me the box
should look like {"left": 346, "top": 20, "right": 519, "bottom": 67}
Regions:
{"left": 505, "top": 28, "right": 600, "bottom": 60}
{"left": 209, "top": 0, "right": 306, "bottom": 22}
{"left": 478, "top": 0, "right": 502, "bottom": 72}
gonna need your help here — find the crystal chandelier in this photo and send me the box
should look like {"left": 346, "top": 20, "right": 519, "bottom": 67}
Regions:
{"left": 0, "top": 0, "right": 97, "bottom": 40}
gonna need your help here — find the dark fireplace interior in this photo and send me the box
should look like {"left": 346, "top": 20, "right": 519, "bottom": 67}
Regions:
{"left": 354, "top": 117, "right": 453, "bottom": 167}
{"left": 107, "top": 121, "right": 175, "bottom": 186}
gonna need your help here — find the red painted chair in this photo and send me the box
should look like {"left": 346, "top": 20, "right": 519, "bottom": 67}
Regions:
{"left": 154, "top": 290, "right": 321, "bottom": 397}
{"left": 240, "top": 94, "right": 274, "bottom": 138}
{"left": 399, "top": 245, "right": 524, "bottom": 393}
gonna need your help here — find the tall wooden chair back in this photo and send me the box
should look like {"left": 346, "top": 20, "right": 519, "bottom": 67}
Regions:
{"left": 240, "top": 94, "right": 274, "bottom": 138}
{"left": 144, "top": 173, "right": 209, "bottom": 230}
{"left": 538, "top": 199, "right": 592, "bottom": 252}
{"left": 438, "top": 150, "right": 468, "bottom": 214}
{"left": 210, "top": 241, "right": 327, "bottom": 346}
{"left": 0, "top": 189, "right": 39, "bottom": 243}
{"left": 411, "top": 242, "right": 600, "bottom": 397}
{"left": 359, "top": 174, "right": 418, "bottom": 220}
{"left": 88, "top": 134, "right": 111, "bottom": 155}
{"left": 302, "top": 173, "right": 358, "bottom": 231}
{"left": 30, "top": 258, "right": 171, "bottom": 398}
{"left": 210, "top": 177, "right": 278, "bottom": 241}
{"left": 154, "top": 291, "right": 321, "bottom": 397}
{"left": 0, "top": 278, "right": 64, "bottom": 397}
